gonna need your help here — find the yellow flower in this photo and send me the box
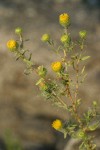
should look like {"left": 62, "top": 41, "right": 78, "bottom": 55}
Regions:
{"left": 52, "top": 119, "right": 62, "bottom": 130}
{"left": 59, "top": 13, "right": 70, "bottom": 27}
{"left": 41, "top": 34, "right": 50, "bottom": 42}
{"left": 51, "top": 61, "right": 62, "bottom": 72}
{"left": 7, "top": 40, "right": 18, "bottom": 51}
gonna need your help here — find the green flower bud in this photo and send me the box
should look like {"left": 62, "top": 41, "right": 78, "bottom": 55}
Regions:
{"left": 79, "top": 30, "right": 87, "bottom": 39}
{"left": 15, "top": 27, "right": 22, "bottom": 35}
{"left": 93, "top": 101, "right": 97, "bottom": 106}
{"left": 76, "top": 130, "right": 85, "bottom": 139}
{"left": 37, "top": 66, "right": 47, "bottom": 77}
{"left": 39, "top": 81, "right": 48, "bottom": 91}
{"left": 41, "top": 34, "right": 50, "bottom": 42}
{"left": 61, "top": 34, "right": 71, "bottom": 44}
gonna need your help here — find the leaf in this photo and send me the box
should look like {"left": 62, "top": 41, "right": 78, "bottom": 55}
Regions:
{"left": 28, "top": 53, "right": 32, "bottom": 61}
{"left": 24, "top": 39, "right": 30, "bottom": 42}
{"left": 81, "top": 66, "right": 85, "bottom": 74}
{"left": 24, "top": 69, "right": 31, "bottom": 75}
{"left": 88, "top": 121, "right": 100, "bottom": 131}
{"left": 54, "top": 102, "right": 61, "bottom": 107}
{"left": 81, "top": 73, "right": 87, "bottom": 83}
{"left": 81, "top": 56, "right": 90, "bottom": 61}
{"left": 36, "top": 78, "right": 44, "bottom": 85}
{"left": 64, "top": 132, "right": 67, "bottom": 139}
{"left": 79, "top": 141, "right": 85, "bottom": 150}
{"left": 16, "top": 56, "right": 20, "bottom": 61}
{"left": 76, "top": 99, "right": 81, "bottom": 107}
{"left": 54, "top": 102, "right": 67, "bottom": 110}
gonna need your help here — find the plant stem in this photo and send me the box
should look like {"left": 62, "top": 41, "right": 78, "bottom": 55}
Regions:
{"left": 64, "top": 27, "right": 68, "bottom": 34}
{"left": 66, "top": 83, "right": 82, "bottom": 124}
{"left": 19, "top": 34, "right": 23, "bottom": 48}
{"left": 18, "top": 51, "right": 33, "bottom": 66}
{"left": 74, "top": 63, "right": 79, "bottom": 101}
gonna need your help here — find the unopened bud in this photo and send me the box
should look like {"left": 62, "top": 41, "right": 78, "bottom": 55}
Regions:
{"left": 15, "top": 27, "right": 22, "bottom": 35}
{"left": 41, "top": 34, "right": 50, "bottom": 42}
{"left": 37, "top": 66, "right": 47, "bottom": 77}
{"left": 61, "top": 34, "right": 71, "bottom": 44}
{"left": 79, "top": 30, "right": 87, "bottom": 39}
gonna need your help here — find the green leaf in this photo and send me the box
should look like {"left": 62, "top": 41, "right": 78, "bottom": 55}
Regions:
{"left": 54, "top": 102, "right": 61, "bottom": 107}
{"left": 54, "top": 102, "right": 67, "bottom": 110}
{"left": 36, "top": 78, "right": 44, "bottom": 85}
{"left": 88, "top": 121, "right": 100, "bottom": 131}
{"left": 64, "top": 132, "right": 67, "bottom": 139}
{"left": 81, "top": 73, "right": 87, "bottom": 83}
{"left": 81, "top": 56, "right": 90, "bottom": 61}
{"left": 75, "top": 99, "right": 81, "bottom": 107}
{"left": 81, "top": 66, "right": 85, "bottom": 74}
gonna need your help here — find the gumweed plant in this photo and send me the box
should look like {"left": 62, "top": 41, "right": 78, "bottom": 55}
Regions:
{"left": 7, "top": 13, "right": 100, "bottom": 150}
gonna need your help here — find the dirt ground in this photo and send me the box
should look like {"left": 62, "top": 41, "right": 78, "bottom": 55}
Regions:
{"left": 0, "top": 0, "right": 100, "bottom": 150}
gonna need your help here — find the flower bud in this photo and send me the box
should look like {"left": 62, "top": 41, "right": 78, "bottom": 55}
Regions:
{"left": 76, "top": 130, "right": 85, "bottom": 139}
{"left": 39, "top": 82, "right": 48, "bottom": 91}
{"left": 7, "top": 40, "right": 18, "bottom": 52}
{"left": 41, "top": 34, "right": 50, "bottom": 42}
{"left": 37, "top": 66, "right": 47, "bottom": 77}
{"left": 93, "top": 101, "right": 97, "bottom": 106}
{"left": 79, "top": 30, "right": 87, "bottom": 39}
{"left": 59, "top": 13, "right": 70, "bottom": 27}
{"left": 51, "top": 61, "right": 62, "bottom": 72}
{"left": 61, "top": 34, "right": 71, "bottom": 44}
{"left": 15, "top": 27, "right": 22, "bottom": 35}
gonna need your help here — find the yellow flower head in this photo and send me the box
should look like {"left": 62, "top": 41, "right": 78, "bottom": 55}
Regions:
{"left": 51, "top": 61, "right": 62, "bottom": 72}
{"left": 59, "top": 13, "right": 70, "bottom": 27}
{"left": 52, "top": 119, "right": 62, "bottom": 130}
{"left": 7, "top": 40, "right": 18, "bottom": 51}
{"left": 41, "top": 34, "right": 50, "bottom": 42}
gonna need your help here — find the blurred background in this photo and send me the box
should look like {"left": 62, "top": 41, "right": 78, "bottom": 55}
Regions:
{"left": 0, "top": 0, "right": 100, "bottom": 150}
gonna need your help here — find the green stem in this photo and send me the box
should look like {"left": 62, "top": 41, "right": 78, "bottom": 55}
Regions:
{"left": 66, "top": 83, "right": 81, "bottom": 123}
{"left": 16, "top": 50, "right": 33, "bottom": 68}
{"left": 19, "top": 34, "right": 23, "bottom": 48}
{"left": 64, "top": 27, "right": 68, "bottom": 34}
{"left": 74, "top": 63, "right": 79, "bottom": 101}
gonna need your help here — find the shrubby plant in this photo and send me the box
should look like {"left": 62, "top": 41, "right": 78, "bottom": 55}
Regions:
{"left": 7, "top": 13, "right": 99, "bottom": 150}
